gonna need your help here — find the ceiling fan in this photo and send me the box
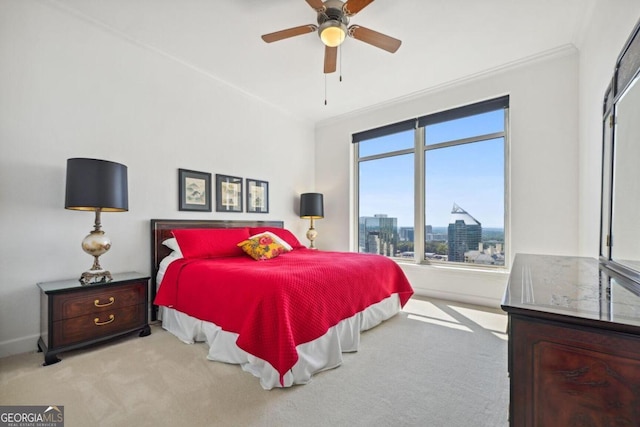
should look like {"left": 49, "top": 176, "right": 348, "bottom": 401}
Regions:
{"left": 261, "top": 0, "right": 402, "bottom": 74}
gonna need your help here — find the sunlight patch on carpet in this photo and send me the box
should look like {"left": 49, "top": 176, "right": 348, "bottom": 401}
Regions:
{"left": 449, "top": 305, "right": 508, "bottom": 334}
{"left": 406, "top": 314, "right": 473, "bottom": 332}
{"left": 402, "top": 299, "right": 458, "bottom": 322}
{"left": 491, "top": 331, "right": 509, "bottom": 341}
{"left": 403, "top": 297, "right": 508, "bottom": 336}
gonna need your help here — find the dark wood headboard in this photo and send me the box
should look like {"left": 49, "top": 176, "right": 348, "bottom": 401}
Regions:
{"left": 150, "top": 219, "right": 284, "bottom": 321}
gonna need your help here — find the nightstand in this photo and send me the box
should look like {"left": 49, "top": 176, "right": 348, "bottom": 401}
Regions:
{"left": 37, "top": 272, "right": 151, "bottom": 366}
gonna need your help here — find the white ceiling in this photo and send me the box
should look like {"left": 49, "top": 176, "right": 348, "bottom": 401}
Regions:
{"left": 53, "top": 0, "right": 595, "bottom": 125}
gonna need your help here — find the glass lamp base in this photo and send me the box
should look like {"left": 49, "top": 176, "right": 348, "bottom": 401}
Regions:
{"left": 80, "top": 221, "right": 113, "bottom": 284}
{"left": 306, "top": 227, "right": 318, "bottom": 249}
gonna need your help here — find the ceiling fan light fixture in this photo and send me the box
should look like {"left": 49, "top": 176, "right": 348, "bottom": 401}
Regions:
{"left": 319, "top": 20, "right": 346, "bottom": 47}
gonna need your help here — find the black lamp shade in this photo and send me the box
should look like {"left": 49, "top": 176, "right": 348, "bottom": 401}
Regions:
{"left": 65, "top": 158, "right": 128, "bottom": 212}
{"left": 300, "top": 193, "right": 324, "bottom": 219}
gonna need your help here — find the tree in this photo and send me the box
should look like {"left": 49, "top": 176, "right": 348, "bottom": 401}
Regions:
{"left": 436, "top": 243, "right": 448, "bottom": 255}
{"left": 396, "top": 241, "right": 414, "bottom": 253}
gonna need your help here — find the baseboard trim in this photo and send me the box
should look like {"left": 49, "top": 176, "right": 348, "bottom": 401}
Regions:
{"left": 0, "top": 333, "right": 40, "bottom": 358}
{"left": 412, "top": 288, "right": 503, "bottom": 310}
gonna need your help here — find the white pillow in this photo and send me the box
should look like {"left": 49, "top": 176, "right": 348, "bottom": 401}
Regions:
{"left": 162, "top": 238, "right": 183, "bottom": 257}
{"left": 157, "top": 251, "right": 183, "bottom": 288}
{"left": 248, "top": 231, "right": 293, "bottom": 252}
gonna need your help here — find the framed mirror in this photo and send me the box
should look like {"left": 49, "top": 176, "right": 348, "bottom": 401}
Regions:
{"left": 600, "top": 18, "right": 640, "bottom": 287}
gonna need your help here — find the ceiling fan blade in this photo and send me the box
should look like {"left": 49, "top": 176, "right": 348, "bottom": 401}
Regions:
{"left": 306, "top": 0, "right": 326, "bottom": 12}
{"left": 324, "top": 46, "right": 337, "bottom": 74}
{"left": 261, "top": 25, "right": 318, "bottom": 43}
{"left": 348, "top": 25, "right": 401, "bottom": 53}
{"left": 343, "top": 0, "right": 374, "bottom": 16}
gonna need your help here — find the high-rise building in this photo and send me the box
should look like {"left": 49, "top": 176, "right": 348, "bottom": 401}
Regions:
{"left": 447, "top": 203, "right": 482, "bottom": 262}
{"left": 399, "top": 227, "right": 414, "bottom": 241}
{"left": 359, "top": 214, "right": 398, "bottom": 256}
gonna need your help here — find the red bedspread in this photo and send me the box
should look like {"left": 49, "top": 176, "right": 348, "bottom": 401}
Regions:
{"left": 154, "top": 249, "right": 413, "bottom": 384}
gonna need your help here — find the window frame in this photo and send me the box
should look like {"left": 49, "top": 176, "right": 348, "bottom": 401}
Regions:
{"left": 353, "top": 97, "right": 510, "bottom": 270}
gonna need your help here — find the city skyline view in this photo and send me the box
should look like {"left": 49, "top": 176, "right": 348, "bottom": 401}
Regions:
{"left": 359, "top": 206, "right": 505, "bottom": 266}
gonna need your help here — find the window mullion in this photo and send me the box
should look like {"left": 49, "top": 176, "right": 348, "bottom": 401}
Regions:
{"left": 352, "top": 142, "right": 360, "bottom": 252}
{"left": 425, "top": 131, "right": 505, "bottom": 151}
{"left": 414, "top": 126, "right": 425, "bottom": 263}
{"left": 358, "top": 148, "right": 414, "bottom": 162}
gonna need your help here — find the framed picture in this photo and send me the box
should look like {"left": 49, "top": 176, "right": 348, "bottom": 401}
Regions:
{"left": 215, "top": 174, "right": 243, "bottom": 212}
{"left": 246, "top": 179, "right": 269, "bottom": 213}
{"left": 178, "top": 169, "right": 211, "bottom": 212}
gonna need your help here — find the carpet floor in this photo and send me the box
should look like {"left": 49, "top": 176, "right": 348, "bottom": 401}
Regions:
{"left": 0, "top": 297, "right": 509, "bottom": 426}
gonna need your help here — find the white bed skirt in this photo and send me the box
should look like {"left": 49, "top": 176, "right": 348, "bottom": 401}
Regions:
{"left": 159, "top": 293, "right": 401, "bottom": 389}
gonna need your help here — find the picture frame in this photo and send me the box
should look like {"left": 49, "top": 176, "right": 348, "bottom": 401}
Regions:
{"left": 178, "top": 168, "right": 211, "bottom": 212}
{"left": 215, "top": 174, "right": 243, "bottom": 212}
{"left": 246, "top": 179, "right": 269, "bottom": 213}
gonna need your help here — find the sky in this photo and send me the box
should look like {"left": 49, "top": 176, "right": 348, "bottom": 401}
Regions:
{"left": 358, "top": 110, "right": 505, "bottom": 228}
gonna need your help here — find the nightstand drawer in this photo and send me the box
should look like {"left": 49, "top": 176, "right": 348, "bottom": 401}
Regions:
{"left": 51, "top": 303, "right": 146, "bottom": 347}
{"left": 52, "top": 282, "right": 146, "bottom": 321}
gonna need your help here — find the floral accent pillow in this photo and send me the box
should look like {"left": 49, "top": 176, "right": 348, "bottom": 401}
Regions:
{"left": 248, "top": 227, "right": 305, "bottom": 249}
{"left": 237, "top": 234, "right": 287, "bottom": 260}
{"left": 249, "top": 231, "right": 293, "bottom": 251}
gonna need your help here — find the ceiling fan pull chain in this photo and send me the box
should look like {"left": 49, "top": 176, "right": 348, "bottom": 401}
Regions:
{"left": 339, "top": 45, "right": 343, "bottom": 82}
{"left": 324, "top": 74, "right": 328, "bottom": 105}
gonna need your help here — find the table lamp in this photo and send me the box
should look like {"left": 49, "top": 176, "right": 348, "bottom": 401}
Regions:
{"left": 300, "top": 192, "right": 324, "bottom": 249}
{"left": 65, "top": 158, "right": 128, "bottom": 284}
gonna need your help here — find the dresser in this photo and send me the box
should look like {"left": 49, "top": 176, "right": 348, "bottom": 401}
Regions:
{"left": 38, "top": 272, "right": 151, "bottom": 365}
{"left": 501, "top": 254, "right": 640, "bottom": 427}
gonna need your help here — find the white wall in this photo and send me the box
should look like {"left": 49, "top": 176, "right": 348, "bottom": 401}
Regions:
{"left": 0, "top": 0, "right": 315, "bottom": 356}
{"left": 315, "top": 48, "right": 580, "bottom": 307}
{"left": 577, "top": 2, "right": 640, "bottom": 257}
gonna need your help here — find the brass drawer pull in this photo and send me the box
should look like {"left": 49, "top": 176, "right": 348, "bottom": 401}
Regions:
{"left": 94, "top": 314, "right": 115, "bottom": 326}
{"left": 94, "top": 297, "right": 115, "bottom": 307}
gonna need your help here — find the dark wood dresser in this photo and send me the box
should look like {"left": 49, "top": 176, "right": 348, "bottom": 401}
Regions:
{"left": 501, "top": 254, "right": 640, "bottom": 427}
{"left": 38, "top": 272, "right": 151, "bottom": 365}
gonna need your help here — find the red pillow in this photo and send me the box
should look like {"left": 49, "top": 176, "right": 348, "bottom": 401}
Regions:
{"left": 249, "top": 227, "right": 306, "bottom": 249}
{"left": 172, "top": 228, "right": 250, "bottom": 259}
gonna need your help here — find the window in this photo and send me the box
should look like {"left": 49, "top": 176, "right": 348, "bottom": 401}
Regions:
{"left": 354, "top": 97, "right": 508, "bottom": 267}
{"left": 357, "top": 130, "right": 414, "bottom": 257}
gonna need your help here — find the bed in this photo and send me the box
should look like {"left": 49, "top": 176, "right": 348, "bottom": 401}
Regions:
{"left": 150, "top": 219, "right": 414, "bottom": 389}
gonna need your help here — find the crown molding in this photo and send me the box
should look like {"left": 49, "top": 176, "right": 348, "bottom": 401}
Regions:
{"left": 316, "top": 44, "right": 578, "bottom": 128}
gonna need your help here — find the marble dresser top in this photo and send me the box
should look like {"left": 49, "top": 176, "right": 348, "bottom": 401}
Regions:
{"left": 502, "top": 254, "right": 640, "bottom": 330}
